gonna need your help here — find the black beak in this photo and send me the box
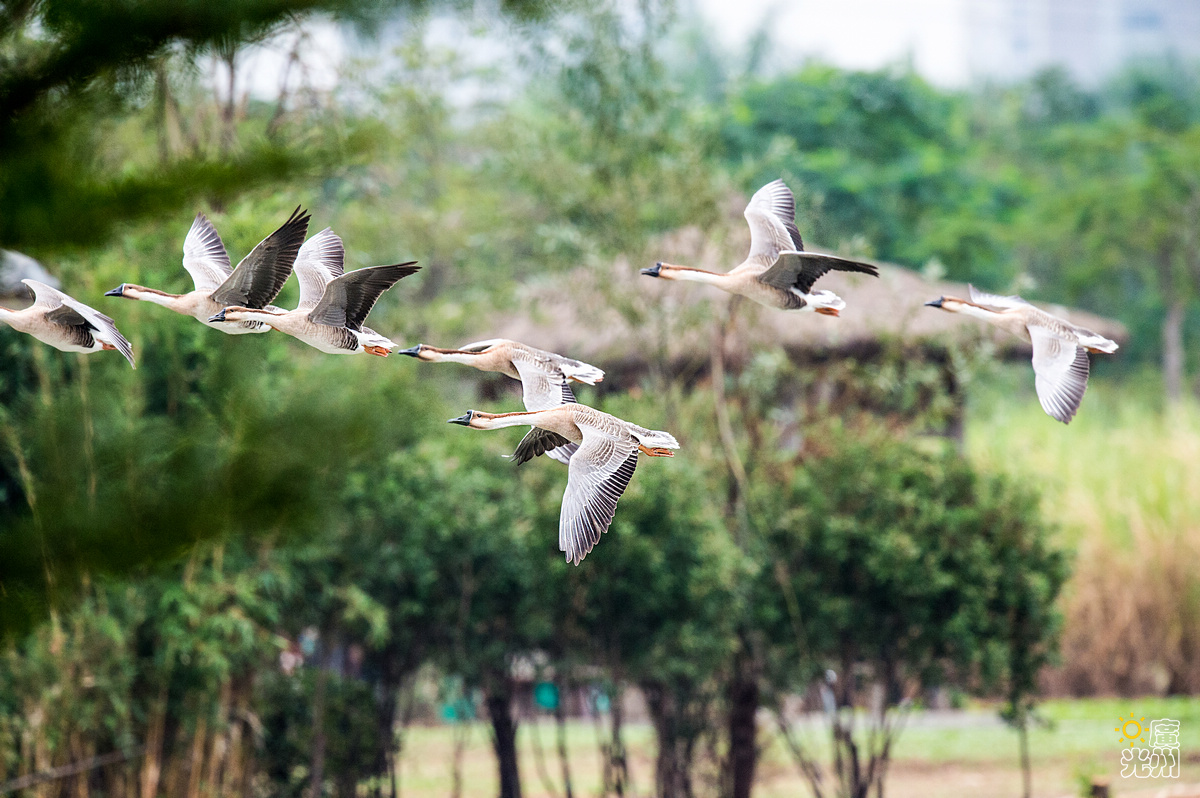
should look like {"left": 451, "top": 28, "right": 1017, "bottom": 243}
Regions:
{"left": 640, "top": 263, "right": 663, "bottom": 278}
{"left": 398, "top": 345, "right": 422, "bottom": 358}
{"left": 447, "top": 411, "right": 474, "bottom": 426}
{"left": 104, "top": 284, "right": 126, "bottom": 297}
{"left": 924, "top": 297, "right": 945, "bottom": 308}
{"left": 208, "top": 310, "right": 227, "bottom": 322}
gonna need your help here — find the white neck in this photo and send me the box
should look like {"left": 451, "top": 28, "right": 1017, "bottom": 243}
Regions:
{"left": 0, "top": 307, "right": 14, "bottom": 325}
{"left": 435, "top": 352, "right": 484, "bottom": 366}
{"left": 953, "top": 303, "right": 1002, "bottom": 323}
{"left": 669, "top": 268, "right": 729, "bottom": 287}
{"left": 476, "top": 411, "right": 551, "bottom": 430}
{"left": 126, "top": 288, "right": 188, "bottom": 310}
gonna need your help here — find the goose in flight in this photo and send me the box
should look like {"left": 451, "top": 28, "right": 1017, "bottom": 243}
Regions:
{"left": 925, "top": 285, "right": 1118, "bottom": 424}
{"left": 399, "top": 339, "right": 604, "bottom": 463}
{"left": 105, "top": 207, "right": 310, "bottom": 334}
{"left": 641, "top": 179, "right": 879, "bottom": 314}
{"left": 0, "top": 279, "right": 134, "bottom": 367}
{"left": 209, "top": 228, "right": 418, "bottom": 356}
{"left": 448, "top": 404, "right": 678, "bottom": 565}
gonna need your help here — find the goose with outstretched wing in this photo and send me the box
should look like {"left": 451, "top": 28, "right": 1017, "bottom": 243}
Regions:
{"left": 106, "top": 207, "right": 310, "bottom": 333}
{"left": 642, "top": 179, "right": 879, "bottom": 314}
{"left": 925, "top": 285, "right": 1118, "bottom": 424}
{"left": 0, "top": 279, "right": 134, "bottom": 367}
{"left": 448, "top": 403, "right": 678, "bottom": 565}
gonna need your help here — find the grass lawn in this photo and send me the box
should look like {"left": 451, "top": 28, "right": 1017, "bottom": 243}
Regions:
{"left": 394, "top": 697, "right": 1200, "bottom": 797}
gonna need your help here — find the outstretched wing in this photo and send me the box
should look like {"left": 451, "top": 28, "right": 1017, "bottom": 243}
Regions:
{"left": 511, "top": 427, "right": 574, "bottom": 466}
{"left": 741, "top": 179, "right": 804, "bottom": 268}
{"left": 23, "top": 279, "right": 135, "bottom": 367}
{"left": 968, "top": 284, "right": 1030, "bottom": 311}
{"left": 757, "top": 250, "right": 879, "bottom": 293}
{"left": 182, "top": 213, "right": 232, "bottom": 294}
{"left": 294, "top": 228, "right": 346, "bottom": 310}
{"left": 511, "top": 354, "right": 579, "bottom": 464}
{"left": 559, "top": 428, "right": 639, "bottom": 565}
{"left": 307, "top": 262, "right": 419, "bottom": 331}
{"left": 1030, "top": 326, "right": 1089, "bottom": 424}
{"left": 210, "top": 206, "right": 310, "bottom": 308}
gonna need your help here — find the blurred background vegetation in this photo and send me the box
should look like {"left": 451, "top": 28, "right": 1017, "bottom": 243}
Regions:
{"left": 1, "top": 0, "right": 1198, "bottom": 796}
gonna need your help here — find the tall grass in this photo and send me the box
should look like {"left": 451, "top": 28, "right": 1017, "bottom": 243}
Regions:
{"left": 966, "top": 368, "right": 1200, "bottom": 695}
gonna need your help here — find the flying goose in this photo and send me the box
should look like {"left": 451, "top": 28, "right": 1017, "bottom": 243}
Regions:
{"left": 209, "top": 229, "right": 418, "bottom": 356}
{"left": 399, "top": 339, "right": 605, "bottom": 463}
{"left": 105, "top": 207, "right": 310, "bottom": 334}
{"left": 0, "top": 279, "right": 134, "bottom": 367}
{"left": 925, "top": 285, "right": 1118, "bottom": 424}
{"left": 448, "top": 404, "right": 679, "bottom": 565}
{"left": 641, "top": 179, "right": 879, "bottom": 314}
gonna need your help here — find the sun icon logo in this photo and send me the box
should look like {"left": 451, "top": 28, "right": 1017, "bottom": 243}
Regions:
{"left": 1115, "top": 713, "right": 1147, "bottom": 748}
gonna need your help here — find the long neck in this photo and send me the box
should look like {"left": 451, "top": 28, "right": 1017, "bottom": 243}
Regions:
{"left": 953, "top": 302, "right": 1004, "bottom": 324}
{"left": 475, "top": 410, "right": 555, "bottom": 430}
{"left": 431, "top": 350, "right": 486, "bottom": 367}
{"left": 668, "top": 267, "right": 730, "bottom": 287}
{"left": 127, "top": 286, "right": 186, "bottom": 309}
{"left": 228, "top": 308, "right": 285, "bottom": 325}
{"left": 0, "top": 307, "right": 14, "bottom": 326}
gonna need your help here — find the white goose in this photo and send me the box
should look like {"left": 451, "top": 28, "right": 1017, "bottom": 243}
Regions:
{"left": 925, "top": 285, "right": 1119, "bottom": 424}
{"left": 448, "top": 404, "right": 679, "bottom": 565}
{"left": 0, "top": 279, "right": 134, "bottom": 367}
{"left": 642, "top": 179, "right": 879, "bottom": 314}
{"left": 105, "top": 207, "right": 309, "bottom": 334}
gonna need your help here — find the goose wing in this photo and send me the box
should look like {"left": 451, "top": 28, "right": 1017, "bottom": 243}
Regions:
{"left": 23, "top": 279, "right": 135, "bottom": 367}
{"left": 294, "top": 228, "right": 345, "bottom": 310}
{"left": 1029, "top": 326, "right": 1089, "bottom": 424}
{"left": 512, "top": 351, "right": 579, "bottom": 465}
{"left": 968, "top": 284, "right": 1030, "bottom": 311}
{"left": 457, "top": 338, "right": 510, "bottom": 352}
{"left": 741, "top": 179, "right": 804, "bottom": 269}
{"left": 757, "top": 250, "right": 879, "bottom": 292}
{"left": 182, "top": 213, "right": 232, "bottom": 294}
{"left": 559, "top": 426, "right": 639, "bottom": 565}
{"left": 307, "top": 262, "right": 419, "bottom": 331}
{"left": 210, "top": 206, "right": 310, "bottom": 308}
{"left": 511, "top": 427, "right": 575, "bottom": 466}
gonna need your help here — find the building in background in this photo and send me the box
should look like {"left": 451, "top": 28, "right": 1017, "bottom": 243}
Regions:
{"left": 966, "top": 0, "right": 1200, "bottom": 84}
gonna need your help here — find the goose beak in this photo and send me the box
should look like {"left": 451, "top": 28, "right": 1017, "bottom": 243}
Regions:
{"left": 640, "top": 263, "right": 663, "bottom": 278}
{"left": 447, "top": 411, "right": 474, "bottom": 426}
{"left": 924, "top": 297, "right": 945, "bottom": 308}
{"left": 209, "top": 310, "right": 227, "bottom": 323}
{"left": 104, "top": 284, "right": 126, "bottom": 297}
{"left": 398, "top": 345, "right": 423, "bottom": 358}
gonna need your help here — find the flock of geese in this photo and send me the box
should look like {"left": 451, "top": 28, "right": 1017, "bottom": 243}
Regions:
{"left": 0, "top": 180, "right": 1119, "bottom": 564}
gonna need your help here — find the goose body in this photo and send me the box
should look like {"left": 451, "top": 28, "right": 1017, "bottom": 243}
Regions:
{"left": 642, "top": 179, "right": 879, "bottom": 313}
{"left": 211, "top": 228, "right": 417, "bottom": 356}
{"left": 106, "top": 208, "right": 310, "bottom": 334}
{"left": 400, "top": 339, "right": 605, "bottom": 463}
{"left": 448, "top": 404, "right": 678, "bottom": 565}
{"left": 926, "top": 285, "right": 1118, "bottom": 424}
{"left": 0, "top": 279, "right": 134, "bottom": 367}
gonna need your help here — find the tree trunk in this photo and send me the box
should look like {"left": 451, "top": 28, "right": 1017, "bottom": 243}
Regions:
{"left": 1163, "top": 297, "right": 1185, "bottom": 403}
{"left": 309, "top": 664, "right": 328, "bottom": 798}
{"left": 1018, "top": 717, "right": 1031, "bottom": 798}
{"left": 486, "top": 675, "right": 522, "bottom": 798}
{"left": 554, "top": 680, "right": 574, "bottom": 798}
{"left": 643, "top": 682, "right": 693, "bottom": 798}
{"left": 727, "top": 660, "right": 760, "bottom": 798}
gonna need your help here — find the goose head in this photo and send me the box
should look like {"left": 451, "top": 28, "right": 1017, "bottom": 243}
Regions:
{"left": 398, "top": 344, "right": 441, "bottom": 361}
{"left": 640, "top": 262, "right": 684, "bottom": 280}
{"left": 448, "top": 410, "right": 477, "bottom": 427}
{"left": 924, "top": 296, "right": 969, "bottom": 313}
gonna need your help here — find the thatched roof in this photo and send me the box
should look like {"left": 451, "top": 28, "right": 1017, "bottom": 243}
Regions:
{"left": 478, "top": 227, "right": 1128, "bottom": 378}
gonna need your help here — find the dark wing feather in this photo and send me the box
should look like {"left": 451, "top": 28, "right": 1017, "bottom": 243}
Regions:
{"left": 308, "top": 262, "right": 419, "bottom": 330}
{"left": 758, "top": 251, "right": 879, "bottom": 293}
{"left": 44, "top": 305, "right": 92, "bottom": 329}
{"left": 210, "top": 206, "right": 310, "bottom": 308}
{"left": 511, "top": 428, "right": 574, "bottom": 466}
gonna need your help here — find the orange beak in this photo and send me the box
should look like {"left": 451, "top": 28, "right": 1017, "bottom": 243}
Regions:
{"left": 815, "top": 307, "right": 840, "bottom": 317}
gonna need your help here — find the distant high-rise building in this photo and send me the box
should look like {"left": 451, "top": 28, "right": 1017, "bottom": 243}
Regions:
{"left": 966, "top": 0, "right": 1200, "bottom": 83}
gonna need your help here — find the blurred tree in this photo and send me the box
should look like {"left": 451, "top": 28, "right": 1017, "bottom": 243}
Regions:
{"left": 755, "top": 428, "right": 1065, "bottom": 798}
